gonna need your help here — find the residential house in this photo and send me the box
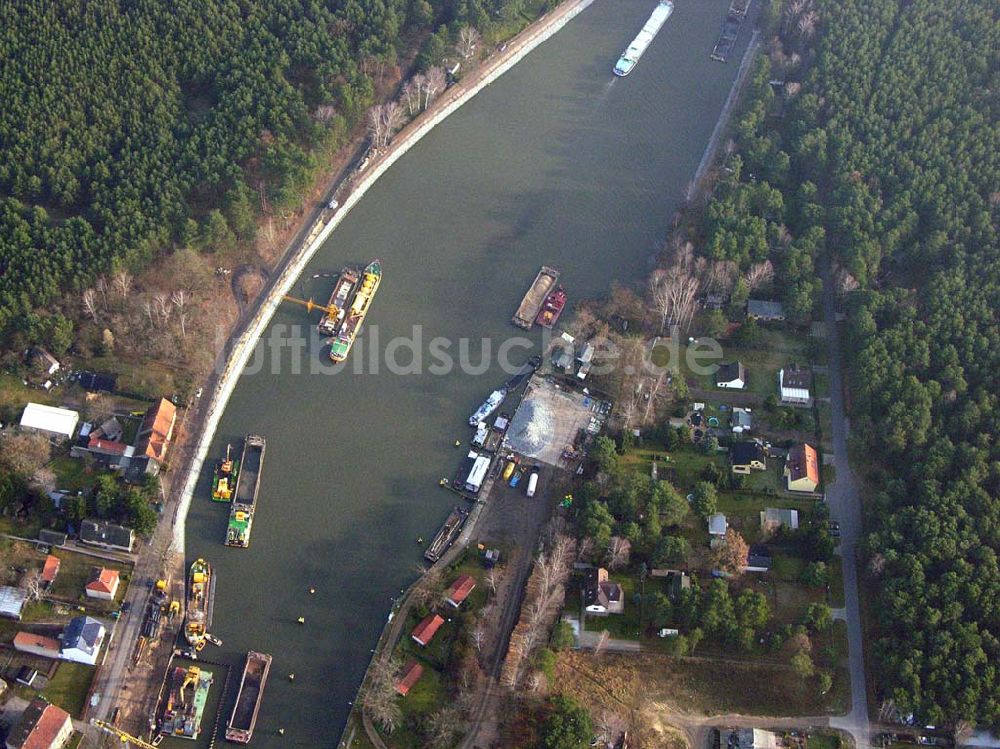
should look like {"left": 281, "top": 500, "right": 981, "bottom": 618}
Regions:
{"left": 744, "top": 545, "right": 772, "bottom": 573}
{"left": 28, "top": 347, "right": 61, "bottom": 377}
{"left": 583, "top": 568, "right": 624, "bottom": 616}
{"left": 576, "top": 341, "right": 595, "bottom": 381}
{"left": 0, "top": 586, "right": 28, "bottom": 620}
{"left": 19, "top": 403, "right": 79, "bottom": 440}
{"left": 79, "top": 520, "right": 134, "bottom": 553}
{"left": 135, "top": 398, "right": 177, "bottom": 466}
{"left": 12, "top": 632, "right": 61, "bottom": 660}
{"left": 394, "top": 660, "right": 424, "bottom": 696}
{"left": 59, "top": 616, "right": 106, "bottom": 665}
{"left": 708, "top": 513, "right": 729, "bottom": 537}
{"left": 761, "top": 507, "right": 800, "bottom": 532}
{"left": 445, "top": 574, "right": 476, "bottom": 609}
{"left": 71, "top": 421, "right": 132, "bottom": 466}
{"left": 5, "top": 698, "right": 73, "bottom": 749}
{"left": 731, "top": 441, "right": 766, "bottom": 474}
{"left": 716, "top": 362, "right": 746, "bottom": 389}
{"left": 785, "top": 443, "right": 820, "bottom": 492}
{"left": 85, "top": 568, "right": 120, "bottom": 600}
{"left": 411, "top": 614, "right": 445, "bottom": 647}
{"left": 731, "top": 408, "right": 752, "bottom": 434}
{"left": 779, "top": 366, "right": 811, "bottom": 404}
{"left": 746, "top": 299, "right": 785, "bottom": 321}
{"left": 40, "top": 556, "right": 60, "bottom": 588}
{"left": 14, "top": 667, "right": 39, "bottom": 688}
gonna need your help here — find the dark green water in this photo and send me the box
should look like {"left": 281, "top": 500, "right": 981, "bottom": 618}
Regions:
{"left": 183, "top": 1, "right": 750, "bottom": 745}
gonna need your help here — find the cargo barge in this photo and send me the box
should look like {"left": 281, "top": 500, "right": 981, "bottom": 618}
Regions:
{"left": 317, "top": 268, "right": 360, "bottom": 337}
{"left": 424, "top": 507, "right": 469, "bottom": 562}
{"left": 536, "top": 286, "right": 567, "bottom": 328}
{"left": 614, "top": 1, "right": 673, "bottom": 77}
{"left": 512, "top": 266, "right": 560, "bottom": 329}
{"left": 211, "top": 444, "right": 239, "bottom": 501}
{"left": 160, "top": 665, "right": 214, "bottom": 740}
{"left": 225, "top": 651, "right": 273, "bottom": 744}
{"left": 226, "top": 435, "right": 265, "bottom": 548}
{"left": 330, "top": 259, "right": 381, "bottom": 362}
{"left": 184, "top": 559, "right": 213, "bottom": 650}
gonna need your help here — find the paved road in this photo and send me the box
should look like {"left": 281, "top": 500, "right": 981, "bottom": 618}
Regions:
{"left": 821, "top": 266, "right": 871, "bottom": 749}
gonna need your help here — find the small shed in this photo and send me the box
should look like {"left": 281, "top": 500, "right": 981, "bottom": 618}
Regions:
{"left": 411, "top": 614, "right": 445, "bottom": 647}
{"left": 13, "top": 632, "right": 61, "bottom": 660}
{"left": 41, "top": 555, "right": 60, "bottom": 587}
{"left": 0, "top": 586, "right": 28, "bottom": 620}
{"left": 708, "top": 513, "right": 728, "bottom": 536}
{"left": 394, "top": 660, "right": 425, "bottom": 696}
{"left": 445, "top": 574, "right": 477, "bottom": 608}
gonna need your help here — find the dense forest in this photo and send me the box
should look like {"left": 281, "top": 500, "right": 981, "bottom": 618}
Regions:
{"left": 694, "top": 0, "right": 999, "bottom": 727}
{"left": 0, "top": 0, "right": 538, "bottom": 349}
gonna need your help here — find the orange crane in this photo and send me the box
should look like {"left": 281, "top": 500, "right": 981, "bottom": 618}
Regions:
{"left": 90, "top": 719, "right": 159, "bottom": 748}
{"left": 282, "top": 295, "right": 338, "bottom": 316}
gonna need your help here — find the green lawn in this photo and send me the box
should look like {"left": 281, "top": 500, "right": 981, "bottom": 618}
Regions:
{"left": 0, "top": 373, "right": 58, "bottom": 422}
{"left": 49, "top": 456, "right": 97, "bottom": 493}
{"left": 49, "top": 548, "right": 132, "bottom": 608}
{"left": 42, "top": 661, "right": 95, "bottom": 718}
{"left": 621, "top": 447, "right": 726, "bottom": 492}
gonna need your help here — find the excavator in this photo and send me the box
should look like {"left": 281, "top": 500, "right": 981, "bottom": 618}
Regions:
{"left": 282, "top": 295, "right": 338, "bottom": 317}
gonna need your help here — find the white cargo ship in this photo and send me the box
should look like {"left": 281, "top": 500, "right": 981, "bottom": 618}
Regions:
{"left": 614, "top": 0, "right": 674, "bottom": 77}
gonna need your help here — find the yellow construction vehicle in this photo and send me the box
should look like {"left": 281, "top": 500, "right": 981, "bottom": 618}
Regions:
{"left": 167, "top": 600, "right": 180, "bottom": 621}
{"left": 91, "top": 718, "right": 160, "bottom": 748}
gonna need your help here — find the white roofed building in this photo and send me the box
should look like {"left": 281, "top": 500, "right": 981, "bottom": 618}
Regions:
{"left": 19, "top": 403, "right": 79, "bottom": 439}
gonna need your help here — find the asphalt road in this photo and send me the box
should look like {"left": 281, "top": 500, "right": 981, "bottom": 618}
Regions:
{"left": 821, "top": 266, "right": 872, "bottom": 749}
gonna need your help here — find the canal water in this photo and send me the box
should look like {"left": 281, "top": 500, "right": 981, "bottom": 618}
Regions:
{"left": 183, "top": 0, "right": 751, "bottom": 745}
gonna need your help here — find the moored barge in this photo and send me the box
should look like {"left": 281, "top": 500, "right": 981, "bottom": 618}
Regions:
{"left": 225, "top": 651, "right": 273, "bottom": 744}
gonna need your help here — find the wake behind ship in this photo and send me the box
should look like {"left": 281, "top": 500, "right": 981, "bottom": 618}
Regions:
{"left": 614, "top": 0, "right": 674, "bottom": 77}
{"left": 226, "top": 434, "right": 265, "bottom": 548}
{"left": 329, "top": 259, "right": 381, "bottom": 362}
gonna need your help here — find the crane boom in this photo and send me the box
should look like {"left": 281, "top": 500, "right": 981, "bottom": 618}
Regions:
{"left": 283, "top": 295, "right": 338, "bottom": 316}
{"left": 91, "top": 719, "right": 159, "bottom": 749}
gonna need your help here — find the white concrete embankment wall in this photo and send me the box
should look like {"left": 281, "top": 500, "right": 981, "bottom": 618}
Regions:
{"left": 171, "top": 0, "right": 596, "bottom": 552}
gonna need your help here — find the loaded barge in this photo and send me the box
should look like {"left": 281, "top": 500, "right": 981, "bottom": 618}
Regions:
{"left": 614, "top": 1, "right": 674, "bottom": 77}
{"left": 317, "top": 268, "right": 360, "bottom": 337}
{"left": 512, "top": 266, "right": 559, "bottom": 329}
{"left": 160, "top": 665, "right": 214, "bottom": 740}
{"left": 536, "top": 286, "right": 567, "bottom": 329}
{"left": 330, "top": 259, "right": 381, "bottom": 362}
{"left": 226, "top": 435, "right": 265, "bottom": 548}
{"left": 225, "top": 651, "right": 273, "bottom": 744}
{"left": 711, "top": 0, "right": 750, "bottom": 62}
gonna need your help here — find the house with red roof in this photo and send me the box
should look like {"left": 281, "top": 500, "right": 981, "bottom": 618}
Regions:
{"left": 12, "top": 632, "right": 61, "bottom": 660}
{"left": 393, "top": 660, "right": 424, "bottom": 696}
{"left": 85, "top": 568, "right": 119, "bottom": 600}
{"left": 445, "top": 574, "right": 476, "bottom": 608}
{"left": 40, "top": 556, "right": 60, "bottom": 588}
{"left": 135, "top": 398, "right": 177, "bottom": 465}
{"left": 411, "top": 614, "right": 445, "bottom": 647}
{"left": 5, "top": 698, "right": 73, "bottom": 749}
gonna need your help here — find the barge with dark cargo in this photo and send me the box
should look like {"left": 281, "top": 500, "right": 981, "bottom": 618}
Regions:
{"left": 225, "top": 651, "right": 273, "bottom": 744}
{"left": 512, "top": 266, "right": 559, "bottom": 329}
{"left": 226, "top": 435, "right": 265, "bottom": 548}
{"left": 424, "top": 507, "right": 469, "bottom": 562}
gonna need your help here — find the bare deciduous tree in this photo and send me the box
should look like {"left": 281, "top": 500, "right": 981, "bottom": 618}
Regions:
{"left": 367, "top": 104, "right": 385, "bottom": 148}
{"left": 171, "top": 290, "right": 189, "bottom": 338}
{"left": 153, "top": 293, "right": 171, "bottom": 324}
{"left": 486, "top": 567, "right": 500, "bottom": 596}
{"left": 743, "top": 260, "right": 775, "bottom": 293}
{"left": 710, "top": 529, "right": 749, "bottom": 577}
{"left": 113, "top": 270, "right": 133, "bottom": 299}
{"left": 593, "top": 629, "right": 610, "bottom": 655}
{"left": 426, "top": 705, "right": 465, "bottom": 749}
{"left": 457, "top": 26, "right": 481, "bottom": 59}
{"left": 96, "top": 276, "right": 109, "bottom": 308}
{"left": 82, "top": 288, "right": 100, "bottom": 322}
{"left": 0, "top": 431, "right": 51, "bottom": 477}
{"left": 606, "top": 536, "right": 631, "bottom": 571}
{"left": 401, "top": 80, "right": 420, "bottom": 116}
{"left": 422, "top": 67, "right": 446, "bottom": 110}
{"left": 314, "top": 104, "right": 337, "bottom": 124}
{"left": 23, "top": 570, "right": 44, "bottom": 603}
{"left": 360, "top": 656, "right": 402, "bottom": 734}
{"left": 32, "top": 466, "right": 56, "bottom": 492}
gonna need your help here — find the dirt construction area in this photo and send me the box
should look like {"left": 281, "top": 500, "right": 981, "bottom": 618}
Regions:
{"left": 505, "top": 376, "right": 607, "bottom": 467}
